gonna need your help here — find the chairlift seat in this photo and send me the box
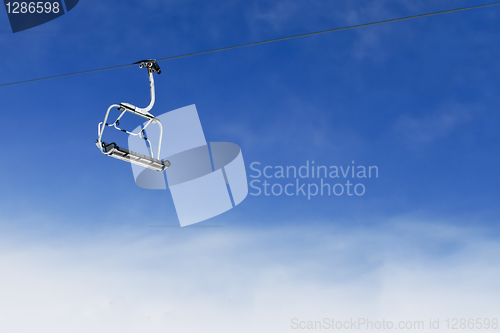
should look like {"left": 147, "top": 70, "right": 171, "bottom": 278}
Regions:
{"left": 96, "top": 60, "right": 169, "bottom": 172}
{"left": 102, "top": 142, "right": 170, "bottom": 172}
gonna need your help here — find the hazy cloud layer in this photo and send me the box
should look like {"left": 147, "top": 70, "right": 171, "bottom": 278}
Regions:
{"left": 0, "top": 219, "right": 498, "bottom": 332}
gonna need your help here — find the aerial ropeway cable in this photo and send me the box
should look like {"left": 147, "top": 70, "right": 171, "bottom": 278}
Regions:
{"left": 0, "top": 1, "right": 499, "bottom": 88}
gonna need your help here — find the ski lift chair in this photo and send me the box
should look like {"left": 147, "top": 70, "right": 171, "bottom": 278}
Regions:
{"left": 96, "top": 60, "right": 171, "bottom": 172}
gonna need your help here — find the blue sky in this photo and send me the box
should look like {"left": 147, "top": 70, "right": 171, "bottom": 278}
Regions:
{"left": 1, "top": 0, "right": 500, "bottom": 331}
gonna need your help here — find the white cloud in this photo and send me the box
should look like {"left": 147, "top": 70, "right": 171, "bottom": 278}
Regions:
{"left": 393, "top": 104, "right": 474, "bottom": 145}
{"left": 0, "top": 219, "right": 499, "bottom": 332}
